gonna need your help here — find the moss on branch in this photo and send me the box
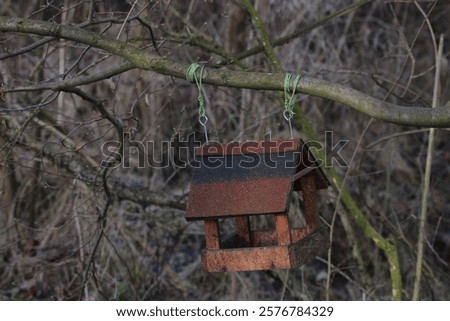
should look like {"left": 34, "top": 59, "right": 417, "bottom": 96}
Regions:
{"left": 240, "top": 0, "right": 402, "bottom": 300}
{"left": 0, "top": 15, "right": 449, "bottom": 128}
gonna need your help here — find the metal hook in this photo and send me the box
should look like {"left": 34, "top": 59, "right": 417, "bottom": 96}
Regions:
{"left": 199, "top": 115, "right": 209, "bottom": 142}
{"left": 283, "top": 111, "right": 294, "bottom": 138}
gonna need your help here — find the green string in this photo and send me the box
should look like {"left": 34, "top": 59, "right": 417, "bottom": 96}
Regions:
{"left": 283, "top": 73, "right": 301, "bottom": 119}
{"left": 186, "top": 63, "right": 209, "bottom": 142}
{"left": 186, "top": 63, "right": 206, "bottom": 119}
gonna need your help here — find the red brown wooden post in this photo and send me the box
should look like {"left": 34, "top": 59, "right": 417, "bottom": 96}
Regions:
{"left": 300, "top": 174, "right": 318, "bottom": 229}
{"left": 275, "top": 213, "right": 291, "bottom": 246}
{"left": 204, "top": 219, "right": 220, "bottom": 250}
{"left": 235, "top": 216, "right": 251, "bottom": 246}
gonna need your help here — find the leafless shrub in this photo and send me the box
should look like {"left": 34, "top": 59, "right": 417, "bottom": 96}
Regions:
{"left": 0, "top": 0, "right": 448, "bottom": 300}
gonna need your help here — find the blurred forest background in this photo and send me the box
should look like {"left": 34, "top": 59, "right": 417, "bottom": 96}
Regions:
{"left": 0, "top": 0, "right": 449, "bottom": 300}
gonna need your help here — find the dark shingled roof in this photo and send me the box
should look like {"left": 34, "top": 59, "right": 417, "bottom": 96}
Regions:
{"left": 185, "top": 139, "right": 328, "bottom": 220}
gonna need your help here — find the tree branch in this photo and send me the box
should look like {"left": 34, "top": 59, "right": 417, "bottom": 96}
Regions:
{"left": 0, "top": 36, "right": 54, "bottom": 60}
{"left": 240, "top": 0, "right": 282, "bottom": 72}
{"left": 236, "top": 0, "right": 375, "bottom": 61}
{"left": 0, "top": 16, "right": 449, "bottom": 128}
{"left": 6, "top": 63, "right": 135, "bottom": 93}
{"left": 243, "top": 1, "right": 402, "bottom": 300}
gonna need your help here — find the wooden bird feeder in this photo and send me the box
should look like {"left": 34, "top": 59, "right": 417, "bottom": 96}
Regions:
{"left": 185, "top": 138, "right": 330, "bottom": 272}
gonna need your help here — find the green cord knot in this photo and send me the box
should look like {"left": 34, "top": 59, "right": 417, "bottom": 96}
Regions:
{"left": 186, "top": 63, "right": 209, "bottom": 142}
{"left": 283, "top": 73, "right": 301, "bottom": 138}
{"left": 186, "top": 63, "right": 206, "bottom": 118}
{"left": 283, "top": 73, "right": 301, "bottom": 119}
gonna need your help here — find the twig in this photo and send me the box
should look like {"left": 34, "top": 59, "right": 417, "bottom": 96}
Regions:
{"left": 159, "top": 30, "right": 248, "bottom": 69}
{"left": 413, "top": 33, "right": 444, "bottom": 301}
{"left": 136, "top": 17, "right": 161, "bottom": 56}
{"left": 78, "top": 167, "right": 111, "bottom": 300}
{"left": 240, "top": 0, "right": 282, "bottom": 72}
{"left": 236, "top": 0, "right": 374, "bottom": 61}
{"left": 87, "top": 0, "right": 95, "bottom": 23}
{"left": 0, "top": 12, "right": 148, "bottom": 61}
{"left": 72, "top": 178, "right": 89, "bottom": 299}
{"left": 365, "top": 129, "right": 430, "bottom": 149}
{"left": 116, "top": 0, "right": 137, "bottom": 40}
{"left": 326, "top": 118, "right": 374, "bottom": 300}
{"left": 0, "top": 37, "right": 54, "bottom": 60}
{"left": 6, "top": 63, "right": 135, "bottom": 94}
{"left": 57, "top": 0, "right": 69, "bottom": 124}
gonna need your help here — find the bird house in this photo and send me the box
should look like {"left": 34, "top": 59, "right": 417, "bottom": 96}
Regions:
{"left": 185, "top": 138, "right": 329, "bottom": 272}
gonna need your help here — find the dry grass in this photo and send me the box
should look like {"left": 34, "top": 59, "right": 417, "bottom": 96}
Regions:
{"left": 0, "top": 0, "right": 449, "bottom": 300}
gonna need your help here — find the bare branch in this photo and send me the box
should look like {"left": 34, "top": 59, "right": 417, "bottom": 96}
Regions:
{"left": 0, "top": 37, "right": 54, "bottom": 60}
{"left": 236, "top": 0, "right": 375, "bottom": 60}
{"left": 6, "top": 63, "right": 135, "bottom": 94}
{"left": 0, "top": 16, "right": 449, "bottom": 128}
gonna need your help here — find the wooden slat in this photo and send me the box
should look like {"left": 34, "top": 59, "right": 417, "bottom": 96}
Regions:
{"left": 204, "top": 219, "right": 220, "bottom": 250}
{"left": 185, "top": 178, "right": 292, "bottom": 219}
{"left": 300, "top": 174, "right": 318, "bottom": 229}
{"left": 275, "top": 213, "right": 291, "bottom": 246}
{"left": 235, "top": 216, "right": 251, "bottom": 246}
{"left": 202, "top": 225, "right": 329, "bottom": 272}
{"left": 202, "top": 246, "right": 291, "bottom": 272}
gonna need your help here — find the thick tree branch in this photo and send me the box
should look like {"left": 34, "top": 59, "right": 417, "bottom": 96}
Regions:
{"left": 0, "top": 16, "right": 449, "bottom": 128}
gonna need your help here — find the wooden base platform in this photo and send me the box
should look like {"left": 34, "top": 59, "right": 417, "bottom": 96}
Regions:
{"left": 201, "top": 226, "right": 329, "bottom": 272}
